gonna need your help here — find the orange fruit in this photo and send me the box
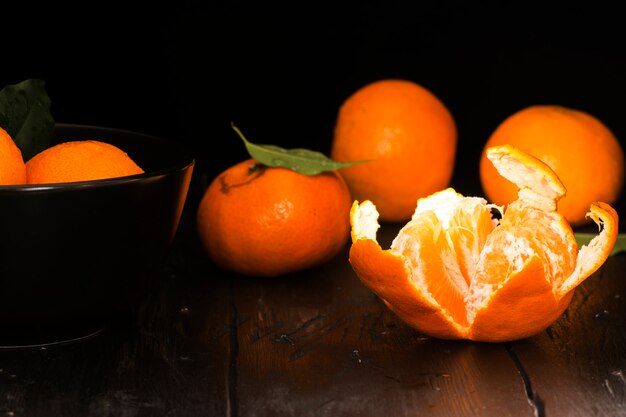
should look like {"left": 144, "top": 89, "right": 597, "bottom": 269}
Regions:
{"left": 196, "top": 159, "right": 352, "bottom": 277}
{"left": 349, "top": 144, "right": 618, "bottom": 342}
{"left": 0, "top": 127, "right": 26, "bottom": 185}
{"left": 480, "top": 104, "right": 625, "bottom": 227}
{"left": 331, "top": 78, "right": 457, "bottom": 222}
{"left": 26, "top": 140, "right": 144, "bottom": 184}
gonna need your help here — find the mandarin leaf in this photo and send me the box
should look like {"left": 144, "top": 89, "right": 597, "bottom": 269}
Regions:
{"left": 0, "top": 78, "right": 55, "bottom": 161}
{"left": 231, "top": 122, "right": 371, "bottom": 175}
{"left": 575, "top": 232, "right": 626, "bottom": 257}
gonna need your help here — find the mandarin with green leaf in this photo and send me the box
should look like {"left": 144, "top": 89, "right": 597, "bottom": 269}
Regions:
{"left": 197, "top": 159, "right": 352, "bottom": 277}
{"left": 196, "top": 126, "right": 355, "bottom": 277}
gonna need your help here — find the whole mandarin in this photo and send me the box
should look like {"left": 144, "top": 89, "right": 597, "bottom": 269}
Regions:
{"left": 26, "top": 140, "right": 144, "bottom": 184}
{"left": 331, "top": 79, "right": 457, "bottom": 222}
{"left": 196, "top": 159, "right": 352, "bottom": 277}
{"left": 0, "top": 127, "right": 26, "bottom": 185}
{"left": 480, "top": 105, "right": 624, "bottom": 226}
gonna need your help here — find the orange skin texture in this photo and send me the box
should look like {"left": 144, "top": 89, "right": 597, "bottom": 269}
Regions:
{"left": 26, "top": 140, "right": 144, "bottom": 185}
{"left": 480, "top": 105, "right": 625, "bottom": 226}
{"left": 331, "top": 79, "right": 457, "bottom": 222}
{"left": 196, "top": 159, "right": 353, "bottom": 277}
{"left": 0, "top": 127, "right": 26, "bottom": 185}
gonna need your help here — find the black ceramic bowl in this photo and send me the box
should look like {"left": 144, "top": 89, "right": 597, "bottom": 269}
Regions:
{"left": 0, "top": 124, "right": 195, "bottom": 348}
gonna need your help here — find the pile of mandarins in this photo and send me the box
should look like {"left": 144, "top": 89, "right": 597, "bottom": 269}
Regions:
{"left": 0, "top": 127, "right": 144, "bottom": 185}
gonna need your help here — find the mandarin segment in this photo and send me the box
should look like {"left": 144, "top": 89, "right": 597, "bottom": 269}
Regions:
{"left": 469, "top": 257, "right": 575, "bottom": 342}
{"left": 349, "top": 144, "right": 619, "bottom": 342}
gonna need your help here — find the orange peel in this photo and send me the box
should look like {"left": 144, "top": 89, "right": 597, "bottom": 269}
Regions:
{"left": 349, "top": 144, "right": 618, "bottom": 342}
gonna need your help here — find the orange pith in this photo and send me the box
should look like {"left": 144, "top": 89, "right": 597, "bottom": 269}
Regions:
{"left": 349, "top": 144, "right": 618, "bottom": 342}
{"left": 197, "top": 159, "right": 352, "bottom": 277}
{"left": 0, "top": 127, "right": 26, "bottom": 185}
{"left": 26, "top": 140, "right": 144, "bottom": 184}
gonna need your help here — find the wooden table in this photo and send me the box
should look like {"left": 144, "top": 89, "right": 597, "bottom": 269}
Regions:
{"left": 2, "top": 180, "right": 626, "bottom": 417}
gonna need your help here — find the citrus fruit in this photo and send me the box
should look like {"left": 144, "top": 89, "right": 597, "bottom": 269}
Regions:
{"left": 196, "top": 159, "right": 352, "bottom": 277}
{"left": 0, "top": 127, "right": 26, "bottom": 185}
{"left": 480, "top": 104, "right": 624, "bottom": 227}
{"left": 26, "top": 140, "right": 144, "bottom": 184}
{"left": 331, "top": 78, "right": 457, "bottom": 222}
{"left": 349, "top": 144, "right": 618, "bottom": 342}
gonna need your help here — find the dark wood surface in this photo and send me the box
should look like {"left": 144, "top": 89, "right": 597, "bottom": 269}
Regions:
{"left": 2, "top": 186, "right": 626, "bottom": 417}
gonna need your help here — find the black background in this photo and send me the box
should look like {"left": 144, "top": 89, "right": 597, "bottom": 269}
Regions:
{"left": 4, "top": 2, "right": 626, "bottom": 198}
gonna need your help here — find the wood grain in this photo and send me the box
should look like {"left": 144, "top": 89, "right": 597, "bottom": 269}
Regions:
{"left": 1, "top": 212, "right": 624, "bottom": 416}
{"left": 231, "top": 224, "right": 533, "bottom": 417}
{"left": 510, "top": 253, "right": 626, "bottom": 417}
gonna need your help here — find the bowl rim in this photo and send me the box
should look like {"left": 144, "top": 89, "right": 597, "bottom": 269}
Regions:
{"left": 0, "top": 123, "right": 195, "bottom": 192}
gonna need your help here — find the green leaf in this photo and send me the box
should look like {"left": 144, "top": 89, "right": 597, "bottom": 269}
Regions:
{"left": 0, "top": 78, "right": 55, "bottom": 161}
{"left": 575, "top": 232, "right": 626, "bottom": 257}
{"left": 231, "top": 122, "right": 371, "bottom": 175}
